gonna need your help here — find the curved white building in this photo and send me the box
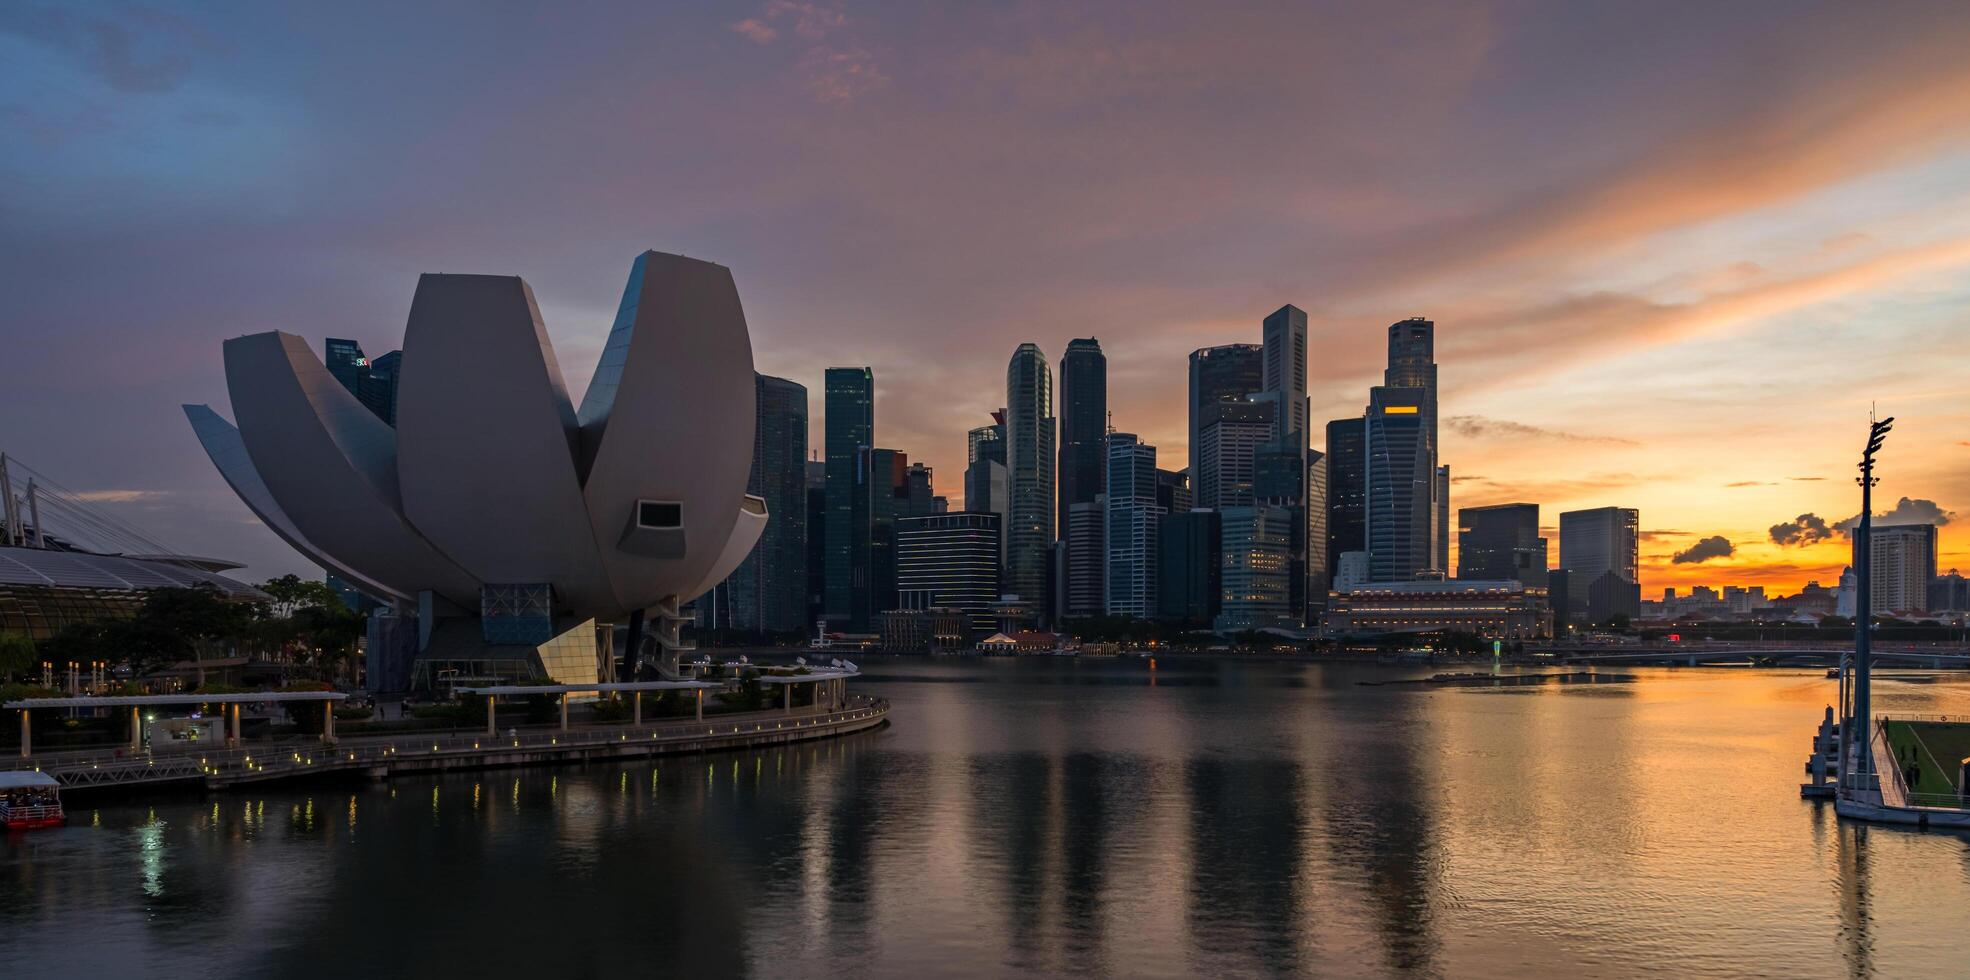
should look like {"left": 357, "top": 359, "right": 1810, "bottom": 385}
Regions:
{"left": 187, "top": 250, "right": 765, "bottom": 690}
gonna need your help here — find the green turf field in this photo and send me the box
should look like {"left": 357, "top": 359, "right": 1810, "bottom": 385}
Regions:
{"left": 1884, "top": 720, "right": 1970, "bottom": 801}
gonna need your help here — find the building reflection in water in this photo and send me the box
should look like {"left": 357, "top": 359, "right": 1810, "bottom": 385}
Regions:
{"left": 1318, "top": 682, "right": 1440, "bottom": 975}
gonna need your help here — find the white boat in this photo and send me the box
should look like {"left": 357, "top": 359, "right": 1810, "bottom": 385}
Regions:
{"left": 0, "top": 771, "right": 65, "bottom": 831}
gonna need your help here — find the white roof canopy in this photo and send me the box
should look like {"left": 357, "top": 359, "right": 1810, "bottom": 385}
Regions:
{"left": 6, "top": 691, "right": 348, "bottom": 710}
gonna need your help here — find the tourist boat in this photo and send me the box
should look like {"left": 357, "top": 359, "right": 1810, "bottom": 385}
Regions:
{"left": 0, "top": 771, "right": 66, "bottom": 831}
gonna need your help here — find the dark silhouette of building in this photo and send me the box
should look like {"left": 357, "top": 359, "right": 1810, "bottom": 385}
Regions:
{"left": 1456, "top": 503, "right": 1547, "bottom": 588}
{"left": 1559, "top": 506, "right": 1639, "bottom": 624}
{"left": 1057, "top": 338, "right": 1106, "bottom": 543}
{"left": 823, "top": 367, "right": 873, "bottom": 628}
{"left": 1158, "top": 508, "right": 1221, "bottom": 625}
{"left": 1325, "top": 417, "right": 1365, "bottom": 592}
{"left": 719, "top": 374, "right": 808, "bottom": 633}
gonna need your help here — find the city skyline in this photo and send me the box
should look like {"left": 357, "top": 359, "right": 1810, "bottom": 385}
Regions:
{"left": 4, "top": 3, "right": 1968, "bottom": 595}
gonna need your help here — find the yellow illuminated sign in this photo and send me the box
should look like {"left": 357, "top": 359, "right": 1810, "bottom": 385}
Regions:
{"left": 1382, "top": 405, "right": 1419, "bottom": 414}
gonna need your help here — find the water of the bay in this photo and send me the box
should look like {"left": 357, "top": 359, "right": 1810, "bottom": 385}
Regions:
{"left": 5, "top": 657, "right": 1969, "bottom": 978}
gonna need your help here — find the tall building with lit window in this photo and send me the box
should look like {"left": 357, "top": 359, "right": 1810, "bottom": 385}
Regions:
{"left": 325, "top": 338, "right": 368, "bottom": 396}
{"left": 1365, "top": 387, "right": 1432, "bottom": 581}
{"left": 1383, "top": 318, "right": 1446, "bottom": 572}
{"left": 1216, "top": 504, "right": 1293, "bottom": 632}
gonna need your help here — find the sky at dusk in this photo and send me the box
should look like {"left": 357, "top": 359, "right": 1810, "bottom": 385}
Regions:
{"left": 3, "top": 1, "right": 1967, "bottom": 596}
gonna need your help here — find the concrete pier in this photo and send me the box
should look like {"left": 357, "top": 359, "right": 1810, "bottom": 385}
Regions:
{"left": 2, "top": 696, "right": 889, "bottom": 796}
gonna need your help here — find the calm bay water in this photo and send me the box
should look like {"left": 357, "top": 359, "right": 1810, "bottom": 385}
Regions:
{"left": 6, "top": 658, "right": 1970, "bottom": 978}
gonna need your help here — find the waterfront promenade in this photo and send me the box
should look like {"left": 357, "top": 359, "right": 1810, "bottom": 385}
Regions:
{"left": 0, "top": 695, "right": 888, "bottom": 794}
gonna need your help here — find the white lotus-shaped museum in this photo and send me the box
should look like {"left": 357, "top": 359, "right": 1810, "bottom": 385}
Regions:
{"left": 184, "top": 251, "right": 766, "bottom": 680}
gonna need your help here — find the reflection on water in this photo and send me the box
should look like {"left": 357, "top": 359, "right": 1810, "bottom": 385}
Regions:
{"left": 5, "top": 661, "right": 1970, "bottom": 979}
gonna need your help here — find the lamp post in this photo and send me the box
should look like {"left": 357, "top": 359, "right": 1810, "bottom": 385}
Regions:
{"left": 1849, "top": 415, "right": 1892, "bottom": 795}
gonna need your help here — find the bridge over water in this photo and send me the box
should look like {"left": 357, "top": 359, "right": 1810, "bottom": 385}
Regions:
{"left": 1532, "top": 643, "right": 1970, "bottom": 668}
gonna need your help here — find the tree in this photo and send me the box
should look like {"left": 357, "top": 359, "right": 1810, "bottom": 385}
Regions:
{"left": 0, "top": 631, "right": 35, "bottom": 682}
{"left": 131, "top": 585, "right": 254, "bottom": 684}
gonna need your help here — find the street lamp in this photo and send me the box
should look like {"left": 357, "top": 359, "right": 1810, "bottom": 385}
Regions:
{"left": 1848, "top": 415, "right": 1892, "bottom": 795}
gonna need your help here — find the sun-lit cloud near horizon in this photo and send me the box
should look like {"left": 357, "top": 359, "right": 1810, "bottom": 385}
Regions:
{"left": 1, "top": 1, "right": 1966, "bottom": 596}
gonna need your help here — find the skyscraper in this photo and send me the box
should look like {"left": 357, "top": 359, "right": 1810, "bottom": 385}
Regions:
{"left": 805, "top": 458, "right": 826, "bottom": 629}
{"left": 720, "top": 374, "right": 808, "bottom": 633}
{"left": 1365, "top": 387, "right": 1432, "bottom": 581}
{"left": 1197, "top": 399, "right": 1274, "bottom": 509}
{"left": 1306, "top": 449, "right": 1329, "bottom": 613}
{"left": 362, "top": 350, "right": 403, "bottom": 426}
{"left": 1063, "top": 500, "right": 1105, "bottom": 618}
{"left": 1558, "top": 506, "right": 1640, "bottom": 623}
{"left": 1187, "top": 344, "right": 1264, "bottom": 483}
{"left": 1216, "top": 504, "right": 1293, "bottom": 632}
{"left": 1384, "top": 318, "right": 1446, "bottom": 572}
{"left": 1156, "top": 468, "right": 1191, "bottom": 516}
{"left": 823, "top": 367, "right": 873, "bottom": 628}
{"left": 1867, "top": 523, "right": 1938, "bottom": 613}
{"left": 1254, "top": 434, "right": 1307, "bottom": 624}
{"left": 1005, "top": 344, "right": 1055, "bottom": 609}
{"left": 860, "top": 446, "right": 909, "bottom": 625}
{"left": 1262, "top": 305, "right": 1310, "bottom": 453}
{"left": 1158, "top": 509, "right": 1221, "bottom": 625}
{"left": 965, "top": 414, "right": 1009, "bottom": 589}
{"left": 1457, "top": 503, "right": 1547, "bottom": 588}
{"left": 1057, "top": 338, "right": 1107, "bottom": 540}
{"left": 325, "top": 338, "right": 368, "bottom": 397}
{"left": 905, "top": 462, "right": 937, "bottom": 517}
{"left": 1104, "top": 433, "right": 1161, "bottom": 619}
{"left": 1324, "top": 417, "right": 1365, "bottom": 589}
{"left": 897, "top": 512, "right": 1002, "bottom": 636}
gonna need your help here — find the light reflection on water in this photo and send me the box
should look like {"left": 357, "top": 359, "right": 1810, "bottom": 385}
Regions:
{"left": 4, "top": 660, "right": 1970, "bottom": 978}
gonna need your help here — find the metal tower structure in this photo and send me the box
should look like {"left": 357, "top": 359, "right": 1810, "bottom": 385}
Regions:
{"left": 1846, "top": 414, "right": 1892, "bottom": 796}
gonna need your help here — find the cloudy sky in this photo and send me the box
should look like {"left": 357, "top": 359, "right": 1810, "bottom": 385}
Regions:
{"left": 3, "top": 1, "right": 1966, "bottom": 594}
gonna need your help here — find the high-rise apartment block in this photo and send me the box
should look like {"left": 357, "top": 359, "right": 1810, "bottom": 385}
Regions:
{"left": 1867, "top": 523, "right": 1938, "bottom": 614}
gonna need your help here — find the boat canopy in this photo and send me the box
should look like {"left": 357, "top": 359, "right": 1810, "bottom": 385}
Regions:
{"left": 0, "top": 771, "right": 60, "bottom": 790}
